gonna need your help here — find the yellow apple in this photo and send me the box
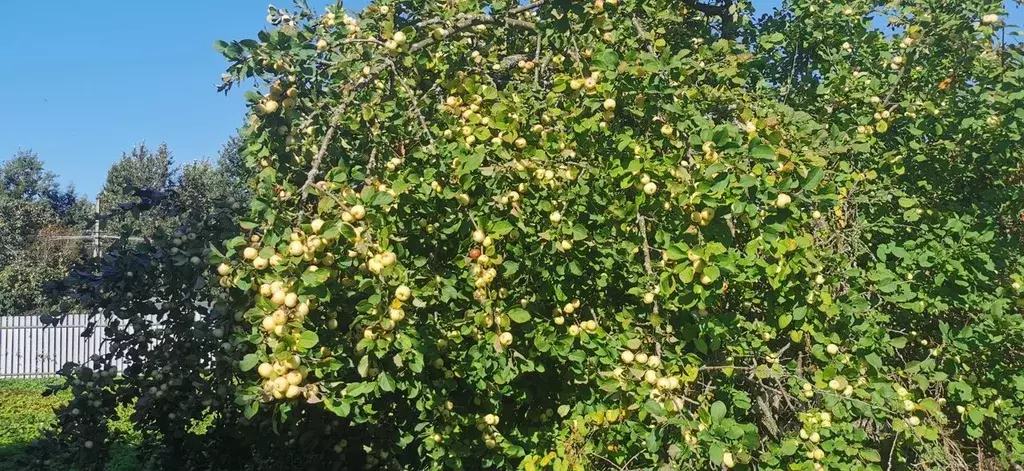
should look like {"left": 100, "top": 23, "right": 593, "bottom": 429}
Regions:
{"left": 243, "top": 247, "right": 259, "bottom": 260}
{"left": 217, "top": 263, "right": 232, "bottom": 276}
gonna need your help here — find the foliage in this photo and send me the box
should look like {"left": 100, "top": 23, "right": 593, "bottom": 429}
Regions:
{"left": 37, "top": 147, "right": 251, "bottom": 469}
{"left": 0, "top": 380, "right": 145, "bottom": 471}
{"left": 97, "top": 143, "right": 177, "bottom": 237}
{"left": 47, "top": 0, "right": 1024, "bottom": 470}
{"left": 0, "top": 151, "right": 86, "bottom": 218}
{"left": 0, "top": 151, "right": 90, "bottom": 315}
{"left": 98, "top": 142, "right": 250, "bottom": 240}
{"left": 0, "top": 380, "right": 69, "bottom": 452}
{"left": 215, "top": 133, "right": 254, "bottom": 188}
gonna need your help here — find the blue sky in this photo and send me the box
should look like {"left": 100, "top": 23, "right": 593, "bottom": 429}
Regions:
{"left": 0, "top": 0, "right": 347, "bottom": 198}
{"left": 1, "top": 0, "right": 1019, "bottom": 199}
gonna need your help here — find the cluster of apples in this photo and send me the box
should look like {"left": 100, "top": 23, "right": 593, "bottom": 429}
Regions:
{"left": 544, "top": 210, "right": 577, "bottom": 254}
{"left": 686, "top": 250, "right": 717, "bottom": 286}
{"left": 468, "top": 229, "right": 500, "bottom": 300}
{"left": 257, "top": 354, "right": 307, "bottom": 400}
{"left": 525, "top": 161, "right": 580, "bottom": 190}
{"left": 440, "top": 93, "right": 496, "bottom": 148}
{"left": 554, "top": 299, "right": 599, "bottom": 335}
{"left": 254, "top": 79, "right": 298, "bottom": 116}
{"left": 477, "top": 413, "right": 504, "bottom": 449}
{"left": 798, "top": 411, "right": 833, "bottom": 466}
{"left": 619, "top": 349, "right": 687, "bottom": 410}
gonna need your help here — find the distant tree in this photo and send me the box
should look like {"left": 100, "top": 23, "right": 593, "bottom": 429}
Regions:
{"left": 0, "top": 151, "right": 88, "bottom": 315}
{"left": 1, "top": 150, "right": 61, "bottom": 200}
{"left": 97, "top": 143, "right": 176, "bottom": 237}
{"left": 214, "top": 132, "right": 250, "bottom": 187}
{"left": 0, "top": 150, "right": 89, "bottom": 229}
{"left": 98, "top": 141, "right": 250, "bottom": 239}
{"left": 0, "top": 140, "right": 247, "bottom": 316}
{"left": 177, "top": 159, "right": 235, "bottom": 221}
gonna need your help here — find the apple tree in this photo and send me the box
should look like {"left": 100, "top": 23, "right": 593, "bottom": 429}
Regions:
{"left": 44, "top": 0, "right": 1024, "bottom": 469}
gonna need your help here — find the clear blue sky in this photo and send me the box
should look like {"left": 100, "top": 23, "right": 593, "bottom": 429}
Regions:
{"left": 1, "top": 0, "right": 1019, "bottom": 199}
{"left": 0, "top": 0, "right": 353, "bottom": 199}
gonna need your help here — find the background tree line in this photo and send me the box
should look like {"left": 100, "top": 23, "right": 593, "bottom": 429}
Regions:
{"left": 0, "top": 136, "right": 246, "bottom": 315}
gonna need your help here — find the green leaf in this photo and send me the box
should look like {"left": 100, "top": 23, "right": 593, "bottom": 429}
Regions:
{"left": 490, "top": 220, "right": 514, "bottom": 236}
{"left": 244, "top": 400, "right": 259, "bottom": 419}
{"left": 968, "top": 409, "right": 984, "bottom": 425}
{"left": 860, "top": 448, "right": 882, "bottom": 462}
{"left": 378, "top": 372, "right": 396, "bottom": 392}
{"left": 507, "top": 308, "right": 531, "bottom": 323}
{"left": 802, "top": 167, "right": 824, "bottom": 190}
{"left": 357, "top": 356, "right": 370, "bottom": 377}
{"left": 298, "top": 331, "right": 319, "bottom": 349}
{"left": 865, "top": 353, "right": 883, "bottom": 371}
{"left": 644, "top": 400, "right": 665, "bottom": 417}
{"left": 458, "top": 153, "right": 484, "bottom": 175}
{"left": 533, "top": 335, "right": 550, "bottom": 352}
{"left": 557, "top": 405, "right": 570, "bottom": 417}
{"left": 239, "top": 354, "right": 259, "bottom": 372}
{"left": 709, "top": 443, "right": 724, "bottom": 465}
{"left": 592, "top": 49, "right": 620, "bottom": 70}
{"left": 703, "top": 265, "right": 721, "bottom": 282}
{"left": 646, "top": 429, "right": 658, "bottom": 453}
{"left": 710, "top": 401, "right": 727, "bottom": 423}
{"left": 778, "top": 314, "right": 792, "bottom": 329}
{"left": 898, "top": 197, "right": 918, "bottom": 208}
{"left": 750, "top": 144, "right": 775, "bottom": 159}
{"left": 666, "top": 244, "right": 688, "bottom": 260}
{"left": 301, "top": 269, "right": 330, "bottom": 286}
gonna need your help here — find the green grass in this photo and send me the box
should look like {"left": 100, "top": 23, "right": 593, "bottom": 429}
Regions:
{"left": 0, "top": 379, "right": 143, "bottom": 471}
{"left": 0, "top": 379, "right": 66, "bottom": 467}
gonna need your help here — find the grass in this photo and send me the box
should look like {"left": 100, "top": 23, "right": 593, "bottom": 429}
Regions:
{"left": 0, "top": 379, "right": 66, "bottom": 467}
{"left": 0, "top": 379, "right": 143, "bottom": 471}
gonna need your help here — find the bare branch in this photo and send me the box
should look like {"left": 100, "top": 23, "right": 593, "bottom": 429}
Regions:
{"left": 533, "top": 31, "right": 543, "bottom": 82}
{"left": 636, "top": 214, "right": 660, "bottom": 318}
{"left": 385, "top": 60, "right": 435, "bottom": 147}
{"left": 510, "top": 0, "right": 547, "bottom": 15}
{"left": 299, "top": 76, "right": 373, "bottom": 192}
{"left": 632, "top": 18, "right": 655, "bottom": 54}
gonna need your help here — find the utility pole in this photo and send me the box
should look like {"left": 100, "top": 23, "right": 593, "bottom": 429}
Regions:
{"left": 93, "top": 197, "right": 100, "bottom": 258}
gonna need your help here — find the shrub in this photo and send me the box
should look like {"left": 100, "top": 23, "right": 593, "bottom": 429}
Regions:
{"left": 47, "top": 0, "right": 1024, "bottom": 470}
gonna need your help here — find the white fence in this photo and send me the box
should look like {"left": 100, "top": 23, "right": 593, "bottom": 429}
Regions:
{"left": 0, "top": 314, "right": 122, "bottom": 378}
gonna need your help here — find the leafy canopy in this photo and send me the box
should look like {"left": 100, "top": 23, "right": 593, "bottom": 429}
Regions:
{"left": 44, "top": 0, "right": 1024, "bottom": 470}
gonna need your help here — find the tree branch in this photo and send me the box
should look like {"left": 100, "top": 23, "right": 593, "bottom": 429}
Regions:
{"left": 533, "top": 31, "right": 543, "bottom": 83}
{"left": 385, "top": 60, "right": 435, "bottom": 147}
{"left": 633, "top": 18, "right": 655, "bottom": 54}
{"left": 636, "top": 213, "right": 660, "bottom": 318}
{"left": 301, "top": 3, "right": 545, "bottom": 193}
